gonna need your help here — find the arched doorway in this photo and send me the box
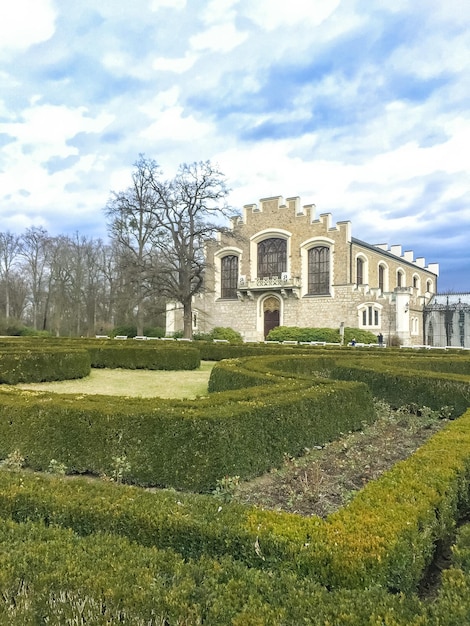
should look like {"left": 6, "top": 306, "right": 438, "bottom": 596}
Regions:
{"left": 263, "top": 296, "right": 280, "bottom": 339}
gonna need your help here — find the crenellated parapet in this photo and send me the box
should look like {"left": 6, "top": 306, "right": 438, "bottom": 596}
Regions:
{"left": 242, "top": 195, "right": 317, "bottom": 223}
{"left": 241, "top": 195, "right": 352, "bottom": 242}
{"left": 374, "top": 243, "right": 439, "bottom": 275}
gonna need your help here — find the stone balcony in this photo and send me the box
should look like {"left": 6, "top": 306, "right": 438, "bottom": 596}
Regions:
{"left": 237, "top": 275, "right": 301, "bottom": 300}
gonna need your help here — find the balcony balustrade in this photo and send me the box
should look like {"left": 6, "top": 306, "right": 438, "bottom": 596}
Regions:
{"left": 237, "top": 275, "right": 301, "bottom": 299}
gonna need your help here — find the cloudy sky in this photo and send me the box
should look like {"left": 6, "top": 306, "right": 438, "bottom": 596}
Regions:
{"left": 0, "top": 0, "right": 469, "bottom": 291}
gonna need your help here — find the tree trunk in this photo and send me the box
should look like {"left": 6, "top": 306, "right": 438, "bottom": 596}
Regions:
{"left": 183, "top": 299, "right": 193, "bottom": 339}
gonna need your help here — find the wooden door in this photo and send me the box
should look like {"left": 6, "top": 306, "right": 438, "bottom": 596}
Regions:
{"left": 264, "top": 308, "right": 280, "bottom": 339}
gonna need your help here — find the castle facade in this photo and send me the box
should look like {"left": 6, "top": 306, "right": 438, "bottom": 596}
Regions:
{"left": 168, "top": 195, "right": 439, "bottom": 345}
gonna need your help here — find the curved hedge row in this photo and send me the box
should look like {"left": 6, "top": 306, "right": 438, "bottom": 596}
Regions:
{"left": 0, "top": 374, "right": 374, "bottom": 491}
{"left": 86, "top": 344, "right": 200, "bottom": 370}
{"left": 0, "top": 346, "right": 470, "bottom": 621}
{"left": 2, "top": 510, "right": 470, "bottom": 624}
{"left": 0, "top": 348, "right": 90, "bottom": 384}
{"left": 1, "top": 408, "right": 470, "bottom": 596}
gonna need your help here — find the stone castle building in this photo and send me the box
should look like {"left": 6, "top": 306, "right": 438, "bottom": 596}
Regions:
{"left": 167, "top": 195, "right": 440, "bottom": 345}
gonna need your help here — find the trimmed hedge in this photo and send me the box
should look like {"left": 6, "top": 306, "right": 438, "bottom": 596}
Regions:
{"left": 0, "top": 515, "right": 433, "bottom": 625}
{"left": 86, "top": 344, "right": 200, "bottom": 370}
{"left": 266, "top": 325, "right": 378, "bottom": 344}
{"left": 0, "top": 373, "right": 374, "bottom": 491}
{"left": 0, "top": 348, "right": 90, "bottom": 384}
{"left": 2, "top": 409, "right": 470, "bottom": 595}
{"left": 5, "top": 511, "right": 470, "bottom": 624}
{"left": 331, "top": 362, "right": 469, "bottom": 416}
{"left": 0, "top": 342, "right": 470, "bottom": 613}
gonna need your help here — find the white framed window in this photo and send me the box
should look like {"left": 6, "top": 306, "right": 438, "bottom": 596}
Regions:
{"left": 397, "top": 268, "right": 406, "bottom": 288}
{"left": 355, "top": 254, "right": 368, "bottom": 286}
{"left": 250, "top": 228, "right": 291, "bottom": 280}
{"left": 214, "top": 246, "right": 242, "bottom": 300}
{"left": 378, "top": 262, "right": 388, "bottom": 292}
{"left": 358, "top": 303, "right": 382, "bottom": 328}
{"left": 300, "top": 236, "right": 335, "bottom": 297}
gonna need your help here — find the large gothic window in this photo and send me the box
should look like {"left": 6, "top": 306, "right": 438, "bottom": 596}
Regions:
{"left": 257, "top": 238, "right": 286, "bottom": 278}
{"left": 221, "top": 255, "right": 238, "bottom": 298}
{"left": 308, "top": 246, "right": 330, "bottom": 295}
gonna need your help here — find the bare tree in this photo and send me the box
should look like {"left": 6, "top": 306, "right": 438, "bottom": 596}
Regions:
{"left": 105, "top": 156, "right": 162, "bottom": 335}
{"left": 147, "top": 160, "right": 236, "bottom": 338}
{"left": 20, "top": 227, "right": 51, "bottom": 330}
{"left": 0, "top": 232, "right": 21, "bottom": 319}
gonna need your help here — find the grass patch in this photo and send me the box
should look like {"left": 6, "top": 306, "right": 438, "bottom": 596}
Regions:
{"left": 16, "top": 361, "right": 215, "bottom": 399}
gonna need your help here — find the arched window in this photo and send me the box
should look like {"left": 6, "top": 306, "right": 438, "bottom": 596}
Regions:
{"left": 221, "top": 255, "right": 238, "bottom": 298}
{"left": 378, "top": 264, "right": 385, "bottom": 291}
{"left": 397, "top": 270, "right": 404, "bottom": 288}
{"left": 257, "top": 238, "right": 286, "bottom": 278}
{"left": 356, "top": 257, "right": 364, "bottom": 285}
{"left": 308, "top": 246, "right": 330, "bottom": 295}
{"left": 426, "top": 279, "right": 433, "bottom": 293}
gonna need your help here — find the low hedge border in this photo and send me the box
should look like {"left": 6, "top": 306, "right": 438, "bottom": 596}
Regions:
{"left": 4, "top": 512, "right": 470, "bottom": 624}
{"left": 0, "top": 372, "right": 374, "bottom": 491}
{"left": 0, "top": 346, "right": 469, "bottom": 599}
{"left": 0, "top": 348, "right": 90, "bottom": 384}
{"left": 0, "top": 515, "right": 437, "bottom": 625}
{"left": 1, "top": 409, "right": 470, "bottom": 596}
{"left": 86, "top": 344, "right": 200, "bottom": 370}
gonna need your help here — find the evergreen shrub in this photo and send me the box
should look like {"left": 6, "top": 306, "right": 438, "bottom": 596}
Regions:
{"left": 0, "top": 349, "right": 90, "bottom": 384}
{"left": 0, "top": 513, "right": 433, "bottom": 625}
{"left": 0, "top": 373, "right": 374, "bottom": 492}
{"left": 266, "top": 326, "right": 378, "bottom": 344}
{"left": 1, "top": 409, "right": 470, "bottom": 597}
{"left": 87, "top": 344, "right": 200, "bottom": 370}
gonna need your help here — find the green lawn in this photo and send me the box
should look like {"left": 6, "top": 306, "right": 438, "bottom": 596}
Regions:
{"left": 17, "top": 361, "right": 215, "bottom": 399}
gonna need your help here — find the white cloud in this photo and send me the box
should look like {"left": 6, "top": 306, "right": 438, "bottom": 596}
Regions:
{"left": 153, "top": 54, "right": 198, "bottom": 73}
{"left": 150, "top": 0, "right": 186, "bottom": 10}
{"left": 190, "top": 22, "right": 248, "bottom": 53}
{"left": 142, "top": 107, "right": 212, "bottom": 142}
{"left": 0, "top": 104, "right": 114, "bottom": 228}
{"left": 0, "top": 0, "right": 56, "bottom": 54}
{"left": 0, "top": 104, "right": 114, "bottom": 158}
{"left": 243, "top": 0, "right": 341, "bottom": 30}
{"left": 389, "top": 32, "right": 470, "bottom": 79}
{"left": 201, "top": 0, "right": 239, "bottom": 25}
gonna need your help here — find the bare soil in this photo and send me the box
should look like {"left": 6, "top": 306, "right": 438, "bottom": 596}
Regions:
{"left": 231, "top": 400, "right": 452, "bottom": 518}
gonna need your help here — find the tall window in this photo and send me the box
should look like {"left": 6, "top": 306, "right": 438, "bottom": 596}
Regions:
{"left": 356, "top": 257, "right": 364, "bottom": 285}
{"left": 397, "top": 270, "right": 403, "bottom": 288}
{"left": 221, "top": 255, "right": 238, "bottom": 298}
{"left": 308, "top": 246, "right": 330, "bottom": 295}
{"left": 378, "top": 265, "right": 385, "bottom": 291}
{"left": 257, "top": 238, "right": 286, "bottom": 278}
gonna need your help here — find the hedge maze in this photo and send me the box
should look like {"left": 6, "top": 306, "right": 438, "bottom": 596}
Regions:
{"left": 0, "top": 338, "right": 470, "bottom": 623}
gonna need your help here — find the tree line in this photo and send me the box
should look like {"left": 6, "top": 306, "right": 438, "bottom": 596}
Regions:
{"left": 1, "top": 157, "right": 237, "bottom": 337}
